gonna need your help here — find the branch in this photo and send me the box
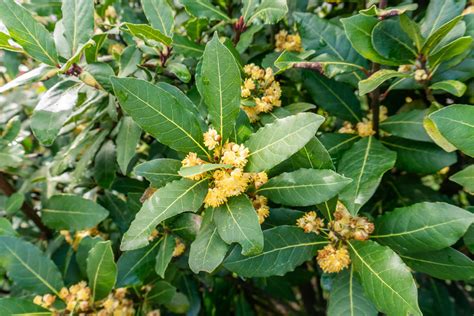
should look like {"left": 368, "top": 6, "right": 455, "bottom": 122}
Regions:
{"left": 0, "top": 172, "right": 52, "bottom": 238}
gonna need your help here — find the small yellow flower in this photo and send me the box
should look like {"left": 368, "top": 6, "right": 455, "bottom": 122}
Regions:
{"left": 181, "top": 152, "right": 207, "bottom": 180}
{"left": 296, "top": 211, "right": 325, "bottom": 234}
{"left": 203, "top": 128, "right": 221, "bottom": 150}
{"left": 172, "top": 239, "right": 186, "bottom": 257}
{"left": 243, "top": 78, "right": 256, "bottom": 90}
{"left": 204, "top": 187, "right": 227, "bottom": 208}
{"left": 316, "top": 244, "right": 351, "bottom": 273}
{"left": 275, "top": 30, "right": 303, "bottom": 52}
{"left": 398, "top": 64, "right": 415, "bottom": 73}
{"left": 356, "top": 119, "right": 375, "bottom": 137}
{"left": 76, "top": 287, "right": 91, "bottom": 301}
{"left": 338, "top": 121, "right": 356, "bottom": 134}
{"left": 42, "top": 294, "right": 56, "bottom": 307}
{"left": 414, "top": 69, "right": 429, "bottom": 81}
{"left": 252, "top": 195, "right": 270, "bottom": 224}
{"left": 252, "top": 172, "right": 268, "bottom": 189}
{"left": 220, "top": 143, "right": 249, "bottom": 168}
{"left": 33, "top": 295, "right": 43, "bottom": 306}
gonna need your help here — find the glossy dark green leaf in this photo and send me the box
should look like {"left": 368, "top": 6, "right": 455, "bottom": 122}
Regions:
{"left": 214, "top": 195, "right": 264, "bottom": 256}
{"left": 224, "top": 226, "right": 327, "bottom": 277}
{"left": 111, "top": 77, "right": 209, "bottom": 156}
{"left": 372, "top": 17, "right": 417, "bottom": 63}
{"left": 141, "top": 0, "right": 174, "bottom": 37}
{"left": 420, "top": 0, "right": 466, "bottom": 38}
{"left": 381, "top": 137, "right": 457, "bottom": 174}
{"left": 173, "top": 35, "right": 204, "bottom": 58}
{"left": 146, "top": 281, "right": 177, "bottom": 305}
{"left": 181, "top": 0, "right": 230, "bottom": 21}
{"left": 337, "top": 137, "right": 396, "bottom": 214}
{"left": 399, "top": 14, "right": 423, "bottom": 51}
{"left": 62, "top": 0, "right": 94, "bottom": 54}
{"left": 87, "top": 241, "right": 116, "bottom": 301}
{"left": 94, "top": 140, "right": 116, "bottom": 189}
{"left": 116, "top": 117, "right": 141, "bottom": 174}
{"left": 244, "top": 113, "right": 324, "bottom": 172}
{"left": 450, "top": 165, "right": 474, "bottom": 194}
{"left": 380, "top": 109, "right": 431, "bottom": 142}
{"left": 374, "top": 202, "right": 474, "bottom": 253}
{"left": 31, "top": 80, "right": 80, "bottom": 146}
{"left": 134, "top": 159, "right": 181, "bottom": 188}
{"left": 258, "top": 169, "right": 351, "bottom": 207}
{"left": 189, "top": 209, "right": 229, "bottom": 273}
{"left": 327, "top": 266, "right": 377, "bottom": 316}
{"left": 0, "top": 0, "right": 58, "bottom": 65}
{"left": 400, "top": 248, "right": 474, "bottom": 281}
{"left": 0, "top": 236, "right": 64, "bottom": 295}
{"left": 76, "top": 236, "right": 103, "bottom": 276}
{"left": 349, "top": 240, "right": 421, "bottom": 316}
{"left": 121, "top": 178, "right": 208, "bottom": 251}
{"left": 155, "top": 234, "right": 175, "bottom": 278}
{"left": 422, "top": 15, "right": 463, "bottom": 54}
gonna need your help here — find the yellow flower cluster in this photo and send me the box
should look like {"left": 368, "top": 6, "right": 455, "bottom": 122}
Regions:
{"left": 241, "top": 64, "right": 282, "bottom": 122}
{"left": 274, "top": 30, "right": 303, "bottom": 52}
{"left": 338, "top": 106, "right": 388, "bottom": 137}
{"left": 296, "top": 211, "right": 325, "bottom": 234}
{"left": 251, "top": 195, "right": 270, "bottom": 224}
{"left": 317, "top": 244, "right": 351, "bottom": 273}
{"left": 296, "top": 202, "right": 374, "bottom": 273}
{"left": 97, "top": 288, "right": 135, "bottom": 316}
{"left": 33, "top": 294, "right": 56, "bottom": 309}
{"left": 60, "top": 227, "right": 103, "bottom": 250}
{"left": 172, "top": 238, "right": 186, "bottom": 257}
{"left": 414, "top": 69, "right": 429, "bottom": 81}
{"left": 59, "top": 281, "right": 92, "bottom": 312}
{"left": 181, "top": 129, "right": 268, "bottom": 209}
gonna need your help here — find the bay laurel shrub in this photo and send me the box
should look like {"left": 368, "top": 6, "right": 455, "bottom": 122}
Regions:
{"left": 0, "top": 0, "right": 473, "bottom": 315}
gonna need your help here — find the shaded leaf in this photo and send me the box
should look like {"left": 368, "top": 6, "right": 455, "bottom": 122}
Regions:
{"left": 450, "top": 165, "right": 474, "bottom": 194}
{"left": 155, "top": 234, "right": 175, "bottom": 278}
{"left": 379, "top": 109, "right": 431, "bottom": 142}
{"left": 87, "top": 241, "right": 116, "bottom": 301}
{"left": 116, "top": 117, "right": 142, "bottom": 174}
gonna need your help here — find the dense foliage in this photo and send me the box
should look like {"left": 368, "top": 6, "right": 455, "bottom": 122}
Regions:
{"left": 0, "top": 0, "right": 473, "bottom": 315}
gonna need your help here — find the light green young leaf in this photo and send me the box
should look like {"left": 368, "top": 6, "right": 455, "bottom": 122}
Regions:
{"left": 244, "top": 0, "right": 288, "bottom": 25}
{"left": 430, "top": 80, "right": 467, "bottom": 97}
{"left": 359, "top": 69, "right": 409, "bottom": 95}
{"left": 42, "top": 195, "right": 109, "bottom": 230}
{"left": 30, "top": 80, "right": 80, "bottom": 146}
{"left": 0, "top": 236, "right": 64, "bottom": 295}
{"left": 224, "top": 225, "right": 327, "bottom": 277}
{"left": 123, "top": 23, "right": 172, "bottom": 46}
{"left": 0, "top": 32, "right": 22, "bottom": 52}
{"left": 373, "top": 202, "right": 474, "bottom": 253}
{"left": 62, "top": 0, "right": 94, "bottom": 54}
{"left": 167, "top": 62, "right": 191, "bottom": 83}
{"left": 337, "top": 137, "right": 396, "bottom": 214}
{"left": 189, "top": 209, "right": 229, "bottom": 273}
{"left": 428, "top": 36, "right": 473, "bottom": 67}
{"left": 244, "top": 113, "right": 324, "bottom": 172}
{"left": 87, "top": 241, "right": 117, "bottom": 301}
{"left": 400, "top": 247, "right": 474, "bottom": 281}
{"left": 327, "top": 266, "right": 377, "bottom": 316}
{"left": 258, "top": 169, "right": 351, "bottom": 207}
{"left": 134, "top": 159, "right": 182, "bottom": 188}
{"left": 178, "top": 164, "right": 232, "bottom": 178}
{"left": 0, "top": 0, "right": 58, "bottom": 65}
{"left": 349, "top": 240, "right": 421, "bottom": 316}
{"left": 121, "top": 178, "right": 208, "bottom": 251}
{"left": 424, "top": 104, "right": 474, "bottom": 157}
{"left": 202, "top": 34, "right": 241, "bottom": 141}
{"left": 155, "top": 234, "right": 175, "bottom": 278}
{"left": 181, "top": 0, "right": 230, "bottom": 21}
{"left": 111, "top": 77, "right": 209, "bottom": 157}
{"left": 422, "top": 15, "right": 463, "bottom": 54}
{"left": 450, "top": 165, "right": 474, "bottom": 194}
{"left": 116, "top": 117, "right": 142, "bottom": 174}
{"left": 214, "top": 195, "right": 264, "bottom": 256}
{"left": 141, "top": 0, "right": 174, "bottom": 37}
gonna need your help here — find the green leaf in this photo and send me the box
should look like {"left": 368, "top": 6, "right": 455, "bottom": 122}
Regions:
{"left": 0, "top": 65, "right": 57, "bottom": 94}
{"left": 5, "top": 192, "right": 24, "bottom": 215}
{"left": 123, "top": 23, "right": 172, "bottom": 46}
{"left": 155, "top": 234, "right": 175, "bottom": 278}
{"left": 189, "top": 209, "right": 229, "bottom": 273}
{"left": 181, "top": 0, "right": 230, "bottom": 21}
{"left": 399, "top": 14, "right": 423, "bottom": 51}
{"left": 0, "top": 142, "right": 24, "bottom": 169}
{"left": 201, "top": 34, "right": 241, "bottom": 141}
{"left": 214, "top": 195, "right": 264, "bottom": 256}
{"left": 178, "top": 164, "right": 232, "bottom": 178}
{"left": 424, "top": 104, "right": 474, "bottom": 157}
{"left": 381, "top": 137, "right": 457, "bottom": 174}
{"left": 87, "top": 241, "right": 116, "bottom": 301}
{"left": 116, "top": 117, "right": 142, "bottom": 174}
{"left": 30, "top": 80, "right": 80, "bottom": 146}
{"left": 428, "top": 36, "right": 473, "bottom": 67}
{"left": 111, "top": 77, "right": 209, "bottom": 157}
{"left": 244, "top": 113, "right": 324, "bottom": 172}
{"left": 430, "top": 80, "right": 467, "bottom": 97}
{"left": 118, "top": 45, "right": 142, "bottom": 77}
{"left": 244, "top": 0, "right": 288, "bottom": 25}
{"left": 0, "top": 298, "right": 51, "bottom": 315}
{"left": 0, "top": 236, "right": 64, "bottom": 295}
{"left": 121, "top": 178, "right": 208, "bottom": 251}
{"left": 258, "top": 169, "right": 351, "bottom": 207}
{"left": 450, "top": 165, "right": 474, "bottom": 194}
{"left": 94, "top": 140, "right": 117, "bottom": 189}
{"left": 141, "top": 0, "right": 174, "bottom": 37}
{"left": 304, "top": 71, "right": 362, "bottom": 122}
{"left": 420, "top": 0, "right": 466, "bottom": 38}
{"left": 422, "top": 16, "right": 464, "bottom": 54}
{"left": 373, "top": 202, "right": 474, "bottom": 253}
{"left": 42, "top": 194, "right": 109, "bottom": 230}
{"left": 80, "top": 62, "right": 115, "bottom": 91}
{"left": 145, "top": 281, "right": 177, "bottom": 305}
{"left": 172, "top": 35, "right": 204, "bottom": 58}
{"left": 167, "top": 62, "right": 191, "bottom": 83}
{"left": 337, "top": 137, "right": 396, "bottom": 214}
{"left": 327, "top": 266, "right": 377, "bottom": 316}
{"left": 0, "top": 32, "right": 22, "bottom": 52}
{"left": 77, "top": 236, "right": 103, "bottom": 276}
{"left": 134, "top": 159, "right": 181, "bottom": 188}
{"left": 379, "top": 109, "right": 431, "bottom": 142}
{"left": 0, "top": 0, "right": 58, "bottom": 66}
{"left": 360, "top": 4, "right": 418, "bottom": 17}
{"left": 400, "top": 248, "right": 474, "bottom": 281}
{"left": 116, "top": 239, "right": 161, "bottom": 287}
{"left": 348, "top": 240, "right": 421, "bottom": 316}
{"left": 358, "top": 70, "right": 409, "bottom": 95}
{"left": 224, "top": 226, "right": 327, "bottom": 277}
{"left": 341, "top": 15, "right": 398, "bottom": 66}
{"left": 0, "top": 218, "right": 17, "bottom": 237}
{"left": 62, "top": 0, "right": 94, "bottom": 55}
{"left": 372, "top": 17, "right": 417, "bottom": 63}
